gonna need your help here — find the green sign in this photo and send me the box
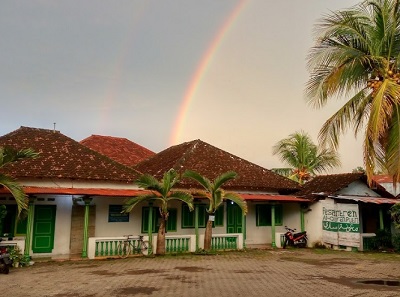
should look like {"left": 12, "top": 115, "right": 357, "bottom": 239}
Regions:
{"left": 108, "top": 205, "right": 129, "bottom": 223}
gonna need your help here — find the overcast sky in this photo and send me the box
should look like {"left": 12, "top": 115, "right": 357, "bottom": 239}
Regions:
{"left": 1, "top": 0, "right": 363, "bottom": 173}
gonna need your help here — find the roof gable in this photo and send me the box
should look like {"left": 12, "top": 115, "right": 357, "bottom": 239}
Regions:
{"left": 295, "top": 173, "right": 366, "bottom": 198}
{"left": 80, "top": 135, "right": 155, "bottom": 167}
{"left": 0, "top": 126, "right": 139, "bottom": 182}
{"left": 134, "top": 139, "right": 300, "bottom": 192}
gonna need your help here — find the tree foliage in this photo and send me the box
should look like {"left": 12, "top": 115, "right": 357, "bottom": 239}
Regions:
{"left": 183, "top": 170, "right": 247, "bottom": 250}
{"left": 306, "top": 0, "right": 400, "bottom": 185}
{"left": 272, "top": 131, "right": 341, "bottom": 184}
{"left": 0, "top": 147, "right": 38, "bottom": 215}
{"left": 123, "top": 169, "right": 193, "bottom": 255}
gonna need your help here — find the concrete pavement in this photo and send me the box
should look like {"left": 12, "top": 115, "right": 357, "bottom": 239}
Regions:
{"left": 2, "top": 248, "right": 400, "bottom": 297}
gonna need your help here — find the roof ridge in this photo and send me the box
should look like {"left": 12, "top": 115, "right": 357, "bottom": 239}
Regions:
{"left": 173, "top": 139, "right": 201, "bottom": 170}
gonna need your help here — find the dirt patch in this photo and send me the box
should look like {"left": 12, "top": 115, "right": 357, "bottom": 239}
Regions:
{"left": 174, "top": 266, "right": 211, "bottom": 272}
{"left": 164, "top": 275, "right": 198, "bottom": 283}
{"left": 233, "top": 269, "right": 253, "bottom": 274}
{"left": 280, "top": 256, "right": 357, "bottom": 267}
{"left": 125, "top": 268, "right": 164, "bottom": 275}
{"left": 115, "top": 286, "right": 159, "bottom": 295}
{"left": 53, "top": 293, "right": 96, "bottom": 297}
{"left": 322, "top": 276, "right": 400, "bottom": 291}
{"left": 90, "top": 270, "right": 118, "bottom": 276}
{"left": 74, "top": 264, "right": 99, "bottom": 269}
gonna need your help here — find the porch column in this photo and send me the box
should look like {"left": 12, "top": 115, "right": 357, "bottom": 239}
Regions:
{"left": 148, "top": 202, "right": 153, "bottom": 255}
{"left": 23, "top": 196, "right": 35, "bottom": 262}
{"left": 271, "top": 204, "right": 276, "bottom": 248}
{"left": 242, "top": 211, "right": 246, "bottom": 249}
{"left": 379, "top": 208, "right": 384, "bottom": 230}
{"left": 81, "top": 197, "right": 92, "bottom": 258}
{"left": 194, "top": 204, "right": 199, "bottom": 251}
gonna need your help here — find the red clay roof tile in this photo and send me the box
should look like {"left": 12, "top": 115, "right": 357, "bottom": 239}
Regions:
{"left": 80, "top": 135, "right": 155, "bottom": 167}
{"left": 134, "top": 139, "right": 301, "bottom": 192}
{"left": 0, "top": 126, "right": 139, "bottom": 182}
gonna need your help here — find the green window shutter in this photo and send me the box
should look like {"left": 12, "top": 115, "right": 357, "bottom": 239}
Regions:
{"left": 198, "top": 205, "right": 207, "bottom": 228}
{"left": 256, "top": 204, "right": 283, "bottom": 226}
{"left": 141, "top": 207, "right": 157, "bottom": 233}
{"left": 182, "top": 204, "right": 207, "bottom": 228}
{"left": 275, "top": 204, "right": 283, "bottom": 226}
{"left": 166, "top": 208, "right": 177, "bottom": 232}
{"left": 256, "top": 205, "right": 271, "bottom": 226}
{"left": 181, "top": 204, "right": 194, "bottom": 228}
{"left": 213, "top": 205, "right": 224, "bottom": 227}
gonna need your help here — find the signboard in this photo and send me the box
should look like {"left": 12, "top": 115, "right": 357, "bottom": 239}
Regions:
{"left": 322, "top": 201, "right": 360, "bottom": 247}
{"left": 108, "top": 205, "right": 129, "bottom": 223}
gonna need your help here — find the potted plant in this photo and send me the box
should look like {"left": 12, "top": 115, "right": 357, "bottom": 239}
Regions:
{"left": 9, "top": 246, "right": 22, "bottom": 267}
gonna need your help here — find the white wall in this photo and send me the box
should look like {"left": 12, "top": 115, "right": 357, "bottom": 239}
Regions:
{"left": 338, "top": 180, "right": 381, "bottom": 197}
{"left": 245, "top": 202, "right": 302, "bottom": 245}
{"left": 31, "top": 195, "right": 73, "bottom": 258}
{"left": 305, "top": 201, "right": 325, "bottom": 246}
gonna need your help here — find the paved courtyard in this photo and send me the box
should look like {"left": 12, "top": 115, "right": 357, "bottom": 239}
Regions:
{"left": 2, "top": 248, "right": 400, "bottom": 297}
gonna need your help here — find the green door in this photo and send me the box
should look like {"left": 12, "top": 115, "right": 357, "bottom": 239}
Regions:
{"left": 227, "top": 202, "right": 242, "bottom": 233}
{"left": 32, "top": 205, "right": 56, "bottom": 253}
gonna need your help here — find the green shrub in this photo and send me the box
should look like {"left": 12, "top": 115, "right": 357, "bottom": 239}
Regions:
{"left": 392, "top": 234, "right": 400, "bottom": 252}
{"left": 370, "top": 229, "right": 392, "bottom": 250}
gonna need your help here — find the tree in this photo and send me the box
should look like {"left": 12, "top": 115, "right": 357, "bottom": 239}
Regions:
{"left": 123, "top": 169, "right": 193, "bottom": 255}
{"left": 0, "top": 146, "right": 38, "bottom": 215}
{"left": 352, "top": 166, "right": 366, "bottom": 173}
{"left": 306, "top": 0, "right": 400, "bottom": 184}
{"left": 272, "top": 131, "right": 341, "bottom": 184}
{"left": 183, "top": 170, "right": 247, "bottom": 251}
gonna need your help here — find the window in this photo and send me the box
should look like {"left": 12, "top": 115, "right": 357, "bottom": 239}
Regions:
{"left": 213, "top": 204, "right": 224, "bottom": 227}
{"left": 108, "top": 205, "right": 129, "bottom": 222}
{"left": 256, "top": 204, "right": 283, "bottom": 226}
{"left": 141, "top": 207, "right": 177, "bottom": 233}
{"left": 166, "top": 208, "right": 177, "bottom": 232}
{"left": 181, "top": 204, "right": 207, "bottom": 228}
{"left": 0, "top": 205, "right": 27, "bottom": 237}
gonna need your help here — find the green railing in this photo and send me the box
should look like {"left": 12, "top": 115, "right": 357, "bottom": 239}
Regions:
{"left": 95, "top": 238, "right": 144, "bottom": 258}
{"left": 166, "top": 237, "right": 190, "bottom": 253}
{"left": 211, "top": 235, "right": 238, "bottom": 250}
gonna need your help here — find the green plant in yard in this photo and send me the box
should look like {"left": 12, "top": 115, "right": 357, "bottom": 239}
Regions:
{"left": 183, "top": 170, "right": 247, "bottom": 251}
{"left": 370, "top": 229, "right": 393, "bottom": 250}
{"left": 123, "top": 169, "right": 194, "bottom": 255}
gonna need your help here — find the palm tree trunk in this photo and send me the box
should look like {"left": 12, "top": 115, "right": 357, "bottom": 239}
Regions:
{"left": 203, "top": 219, "right": 213, "bottom": 250}
{"left": 156, "top": 216, "right": 166, "bottom": 255}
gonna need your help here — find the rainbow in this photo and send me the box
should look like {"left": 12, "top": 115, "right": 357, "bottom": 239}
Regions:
{"left": 169, "top": 0, "right": 249, "bottom": 146}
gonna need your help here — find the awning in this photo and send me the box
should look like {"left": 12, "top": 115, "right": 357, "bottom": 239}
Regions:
{"left": 240, "top": 193, "right": 309, "bottom": 202}
{"left": 329, "top": 195, "right": 400, "bottom": 204}
{"left": 0, "top": 186, "right": 146, "bottom": 197}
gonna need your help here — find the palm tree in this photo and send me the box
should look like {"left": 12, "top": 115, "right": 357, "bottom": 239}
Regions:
{"left": 183, "top": 170, "right": 247, "bottom": 251}
{"left": 306, "top": 0, "right": 400, "bottom": 184}
{"left": 123, "top": 169, "right": 193, "bottom": 255}
{"left": 0, "top": 146, "right": 38, "bottom": 215}
{"left": 272, "top": 131, "right": 341, "bottom": 184}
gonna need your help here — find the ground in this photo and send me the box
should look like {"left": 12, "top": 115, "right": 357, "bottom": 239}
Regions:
{"left": 3, "top": 248, "right": 400, "bottom": 297}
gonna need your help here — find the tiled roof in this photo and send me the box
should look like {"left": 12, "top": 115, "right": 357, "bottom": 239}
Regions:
{"left": 295, "top": 173, "right": 365, "bottom": 198}
{"left": 134, "top": 139, "right": 301, "bottom": 192}
{"left": 0, "top": 126, "right": 139, "bottom": 182}
{"left": 80, "top": 135, "right": 155, "bottom": 167}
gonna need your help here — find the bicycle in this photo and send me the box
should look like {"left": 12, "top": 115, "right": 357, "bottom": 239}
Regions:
{"left": 116, "top": 235, "right": 149, "bottom": 258}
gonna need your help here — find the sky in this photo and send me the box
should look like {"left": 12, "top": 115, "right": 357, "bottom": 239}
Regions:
{"left": 1, "top": 0, "right": 364, "bottom": 173}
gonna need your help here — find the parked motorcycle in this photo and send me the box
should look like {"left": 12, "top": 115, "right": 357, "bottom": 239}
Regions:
{"left": 0, "top": 239, "right": 13, "bottom": 274}
{"left": 282, "top": 226, "right": 307, "bottom": 248}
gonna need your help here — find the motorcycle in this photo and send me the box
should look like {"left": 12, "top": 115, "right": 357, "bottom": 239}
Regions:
{"left": 0, "top": 239, "right": 13, "bottom": 274}
{"left": 282, "top": 226, "right": 307, "bottom": 248}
